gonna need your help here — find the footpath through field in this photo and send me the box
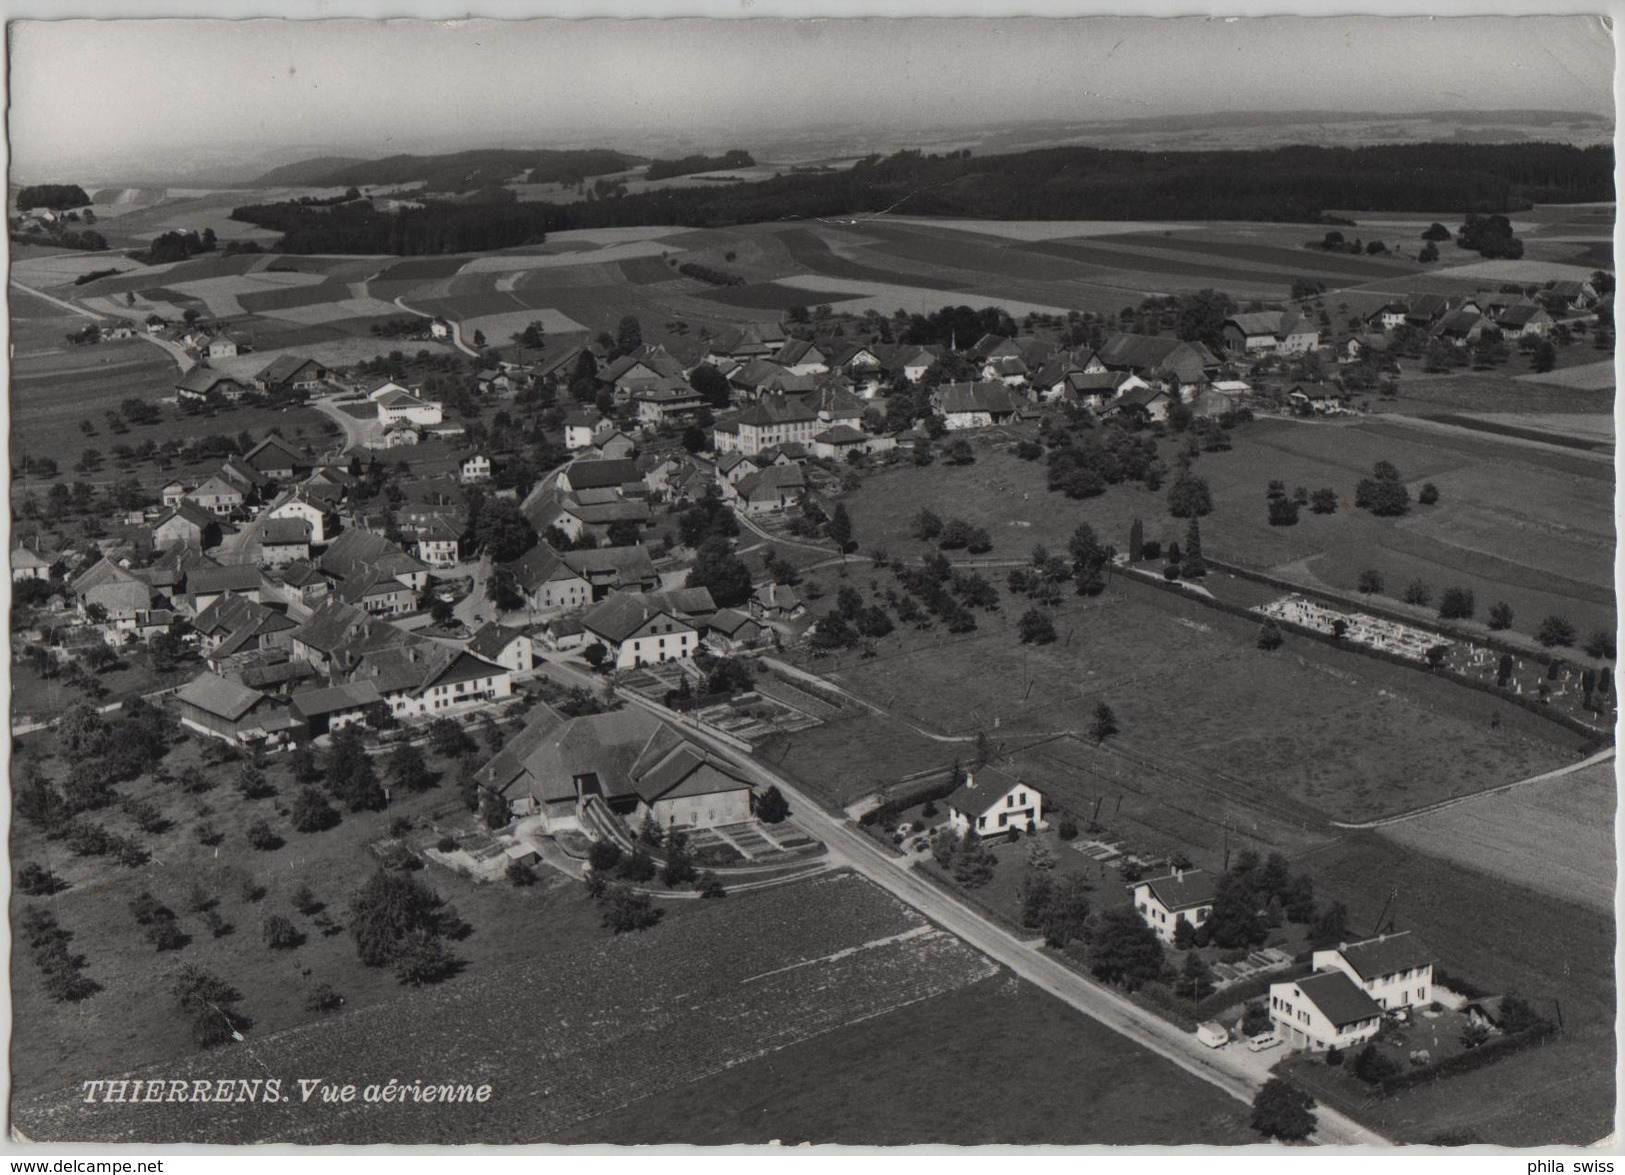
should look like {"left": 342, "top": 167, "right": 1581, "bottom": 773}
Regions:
{"left": 542, "top": 652, "right": 1389, "bottom": 1146}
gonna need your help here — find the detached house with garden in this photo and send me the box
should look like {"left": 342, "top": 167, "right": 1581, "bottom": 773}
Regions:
{"left": 1130, "top": 868, "right": 1217, "bottom": 944}
{"left": 945, "top": 772, "right": 1045, "bottom": 840}
{"left": 1267, "top": 932, "right": 1436, "bottom": 1053}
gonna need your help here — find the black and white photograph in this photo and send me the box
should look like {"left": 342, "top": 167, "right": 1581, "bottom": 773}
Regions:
{"left": 3, "top": 12, "right": 1617, "bottom": 1150}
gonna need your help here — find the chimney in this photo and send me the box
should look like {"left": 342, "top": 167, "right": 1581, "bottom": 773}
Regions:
{"left": 1338, "top": 941, "right": 1349, "bottom": 952}
{"left": 1174, "top": 867, "right": 1184, "bottom": 883}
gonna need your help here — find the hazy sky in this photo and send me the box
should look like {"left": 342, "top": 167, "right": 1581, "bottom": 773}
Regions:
{"left": 8, "top": 15, "right": 1615, "bottom": 180}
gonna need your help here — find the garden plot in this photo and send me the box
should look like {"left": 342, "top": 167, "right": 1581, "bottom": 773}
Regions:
{"left": 13, "top": 873, "right": 996, "bottom": 1145}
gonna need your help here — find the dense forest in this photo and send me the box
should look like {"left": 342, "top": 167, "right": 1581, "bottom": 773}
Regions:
{"left": 645, "top": 150, "right": 756, "bottom": 181}
{"left": 251, "top": 149, "right": 643, "bottom": 193}
{"left": 16, "top": 184, "right": 90, "bottom": 211}
{"left": 230, "top": 141, "right": 1615, "bottom": 255}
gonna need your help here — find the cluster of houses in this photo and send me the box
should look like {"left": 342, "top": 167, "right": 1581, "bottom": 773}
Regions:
{"left": 1344, "top": 282, "right": 1602, "bottom": 362}
{"left": 1130, "top": 868, "right": 1445, "bottom": 1053}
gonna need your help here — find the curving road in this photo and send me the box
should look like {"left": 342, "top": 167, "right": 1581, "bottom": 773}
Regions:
{"left": 538, "top": 651, "right": 1389, "bottom": 1146}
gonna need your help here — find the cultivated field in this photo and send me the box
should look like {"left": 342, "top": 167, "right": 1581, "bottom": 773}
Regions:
{"left": 558, "top": 973, "right": 1257, "bottom": 1146}
{"left": 13, "top": 871, "right": 1002, "bottom": 1144}
{"left": 1376, "top": 757, "right": 1616, "bottom": 912}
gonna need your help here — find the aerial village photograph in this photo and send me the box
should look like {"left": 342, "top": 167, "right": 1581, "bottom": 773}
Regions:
{"left": 3, "top": 11, "right": 1618, "bottom": 1154}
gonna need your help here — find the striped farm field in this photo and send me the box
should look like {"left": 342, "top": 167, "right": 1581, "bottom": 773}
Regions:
{"left": 1096, "top": 231, "right": 1421, "bottom": 280}
{"left": 772, "top": 227, "right": 971, "bottom": 292}
{"left": 258, "top": 294, "right": 402, "bottom": 324}
{"left": 13, "top": 873, "right": 1001, "bottom": 1144}
{"left": 696, "top": 280, "right": 868, "bottom": 311}
{"left": 459, "top": 239, "right": 678, "bottom": 273}
{"left": 1376, "top": 758, "right": 1615, "bottom": 912}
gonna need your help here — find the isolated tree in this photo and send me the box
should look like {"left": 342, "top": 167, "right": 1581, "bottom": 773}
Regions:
{"left": 1438, "top": 586, "right": 1475, "bottom": 621}
{"left": 1069, "top": 523, "right": 1109, "bottom": 596}
{"left": 172, "top": 964, "right": 248, "bottom": 1048}
{"left": 349, "top": 868, "right": 459, "bottom": 982}
{"left": 1167, "top": 471, "right": 1212, "bottom": 518}
{"left": 755, "top": 785, "right": 790, "bottom": 824}
{"left": 827, "top": 503, "right": 853, "bottom": 554}
{"left": 1251, "top": 1079, "right": 1317, "bottom": 1141}
{"left": 1018, "top": 608, "right": 1057, "bottom": 645}
{"left": 1089, "top": 701, "right": 1119, "bottom": 745}
{"left": 1401, "top": 579, "right": 1432, "bottom": 607}
{"left": 1418, "top": 482, "right": 1441, "bottom": 505}
{"left": 1537, "top": 615, "right": 1577, "bottom": 648}
{"left": 912, "top": 507, "right": 943, "bottom": 541}
{"left": 387, "top": 742, "right": 434, "bottom": 794}
{"left": 615, "top": 315, "right": 643, "bottom": 356}
{"left": 1267, "top": 496, "right": 1299, "bottom": 526}
{"left": 602, "top": 885, "right": 663, "bottom": 933}
{"left": 1257, "top": 620, "right": 1284, "bottom": 651}
{"left": 291, "top": 786, "right": 340, "bottom": 833}
{"left": 1180, "top": 518, "right": 1206, "bottom": 578}
{"left": 1310, "top": 487, "right": 1338, "bottom": 514}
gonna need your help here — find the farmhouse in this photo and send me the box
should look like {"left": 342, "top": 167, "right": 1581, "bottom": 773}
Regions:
{"left": 205, "top": 331, "right": 241, "bottom": 360}
{"left": 1495, "top": 302, "right": 1555, "bottom": 339}
{"left": 750, "top": 582, "right": 805, "bottom": 625}
{"left": 185, "top": 562, "right": 264, "bottom": 613}
{"left": 171, "top": 674, "right": 297, "bottom": 748}
{"left": 1088, "top": 334, "right": 1220, "bottom": 386}
{"left": 704, "top": 607, "right": 765, "bottom": 653}
{"left": 1221, "top": 311, "right": 1319, "bottom": 356}
{"left": 257, "top": 517, "right": 314, "bottom": 569}
{"left": 186, "top": 475, "right": 245, "bottom": 517}
{"left": 477, "top": 704, "right": 754, "bottom": 832}
{"left": 175, "top": 367, "right": 251, "bottom": 402}
{"left": 946, "top": 772, "right": 1045, "bottom": 839}
{"left": 726, "top": 463, "right": 806, "bottom": 515}
{"left": 257, "top": 354, "right": 330, "bottom": 395}
{"left": 582, "top": 590, "right": 699, "bottom": 669}
{"left": 1311, "top": 932, "right": 1436, "bottom": 1011}
{"left": 550, "top": 495, "right": 652, "bottom": 544}
{"left": 931, "top": 382, "right": 1020, "bottom": 430}
{"left": 268, "top": 490, "right": 338, "bottom": 545}
{"left": 289, "top": 679, "right": 382, "bottom": 738}
{"left": 152, "top": 501, "right": 222, "bottom": 552}
{"left": 1129, "top": 869, "right": 1217, "bottom": 944}
{"left": 1268, "top": 970, "right": 1385, "bottom": 1053}
{"left": 351, "top": 640, "right": 512, "bottom": 719}
{"left": 557, "top": 458, "right": 645, "bottom": 497}
{"left": 589, "top": 428, "right": 638, "bottom": 460}
{"left": 241, "top": 435, "right": 310, "bottom": 482}
{"left": 11, "top": 546, "right": 54, "bottom": 582}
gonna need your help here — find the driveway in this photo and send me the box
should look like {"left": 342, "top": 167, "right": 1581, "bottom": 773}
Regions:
{"left": 313, "top": 395, "right": 380, "bottom": 455}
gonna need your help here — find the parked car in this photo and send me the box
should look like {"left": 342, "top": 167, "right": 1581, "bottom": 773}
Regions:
{"left": 1196, "top": 1022, "right": 1231, "bottom": 1049}
{"left": 1246, "top": 1033, "right": 1282, "bottom": 1053}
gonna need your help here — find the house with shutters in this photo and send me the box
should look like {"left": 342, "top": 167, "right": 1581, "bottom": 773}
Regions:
{"left": 290, "top": 679, "right": 382, "bottom": 738}
{"left": 506, "top": 545, "right": 594, "bottom": 613}
{"left": 750, "top": 582, "right": 805, "bottom": 625}
{"left": 186, "top": 475, "right": 245, "bottom": 516}
{"left": 1311, "top": 932, "right": 1436, "bottom": 1012}
{"left": 268, "top": 490, "right": 338, "bottom": 545}
{"left": 1268, "top": 970, "right": 1385, "bottom": 1054}
{"left": 635, "top": 382, "right": 709, "bottom": 425}
{"left": 945, "top": 772, "right": 1045, "bottom": 840}
{"left": 712, "top": 394, "right": 821, "bottom": 456}
{"left": 725, "top": 463, "right": 805, "bottom": 515}
{"left": 318, "top": 528, "right": 430, "bottom": 594}
{"left": 467, "top": 623, "right": 534, "bottom": 676}
{"left": 1495, "top": 302, "right": 1555, "bottom": 339}
{"left": 581, "top": 590, "right": 698, "bottom": 669}
{"left": 288, "top": 598, "right": 370, "bottom": 672}
{"left": 1129, "top": 869, "right": 1218, "bottom": 944}
{"left": 564, "top": 409, "right": 608, "bottom": 451}
{"left": 405, "top": 516, "right": 461, "bottom": 569}
{"left": 459, "top": 453, "right": 492, "bottom": 484}
{"left": 477, "top": 703, "right": 754, "bottom": 832}
{"left": 349, "top": 639, "right": 512, "bottom": 719}
{"left": 259, "top": 518, "right": 312, "bottom": 568}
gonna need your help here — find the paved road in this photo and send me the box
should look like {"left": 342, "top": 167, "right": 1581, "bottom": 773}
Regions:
{"left": 313, "top": 394, "right": 379, "bottom": 454}
{"left": 454, "top": 554, "right": 495, "bottom": 630}
{"left": 538, "top": 652, "right": 1388, "bottom": 1146}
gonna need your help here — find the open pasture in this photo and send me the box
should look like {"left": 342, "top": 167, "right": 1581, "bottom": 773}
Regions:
{"left": 12, "top": 871, "right": 1001, "bottom": 1144}
{"left": 820, "top": 581, "right": 1581, "bottom": 824}
{"left": 1293, "top": 833, "right": 1615, "bottom": 1145}
{"left": 458, "top": 307, "right": 589, "bottom": 342}
{"left": 773, "top": 273, "right": 1078, "bottom": 317}
{"left": 1376, "top": 758, "right": 1615, "bottom": 912}
{"left": 1516, "top": 360, "right": 1617, "bottom": 390}
{"left": 164, "top": 271, "right": 328, "bottom": 319}
{"left": 257, "top": 292, "right": 402, "bottom": 324}
{"left": 1097, "top": 230, "right": 1421, "bottom": 281}
{"left": 618, "top": 255, "right": 681, "bottom": 284}
{"left": 560, "top": 974, "right": 1256, "bottom": 1146}
{"left": 771, "top": 226, "right": 972, "bottom": 292}
{"left": 878, "top": 216, "right": 1204, "bottom": 241}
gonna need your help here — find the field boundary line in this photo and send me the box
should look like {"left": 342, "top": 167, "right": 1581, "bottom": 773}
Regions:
{"left": 1331, "top": 744, "right": 1616, "bottom": 830}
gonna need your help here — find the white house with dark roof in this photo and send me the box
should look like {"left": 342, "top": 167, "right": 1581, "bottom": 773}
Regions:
{"left": 1311, "top": 932, "right": 1435, "bottom": 1011}
{"left": 581, "top": 590, "right": 698, "bottom": 669}
{"left": 467, "top": 623, "right": 534, "bottom": 676}
{"left": 1130, "top": 869, "right": 1217, "bottom": 944}
{"left": 1268, "top": 970, "right": 1386, "bottom": 1053}
{"left": 945, "top": 772, "right": 1045, "bottom": 840}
